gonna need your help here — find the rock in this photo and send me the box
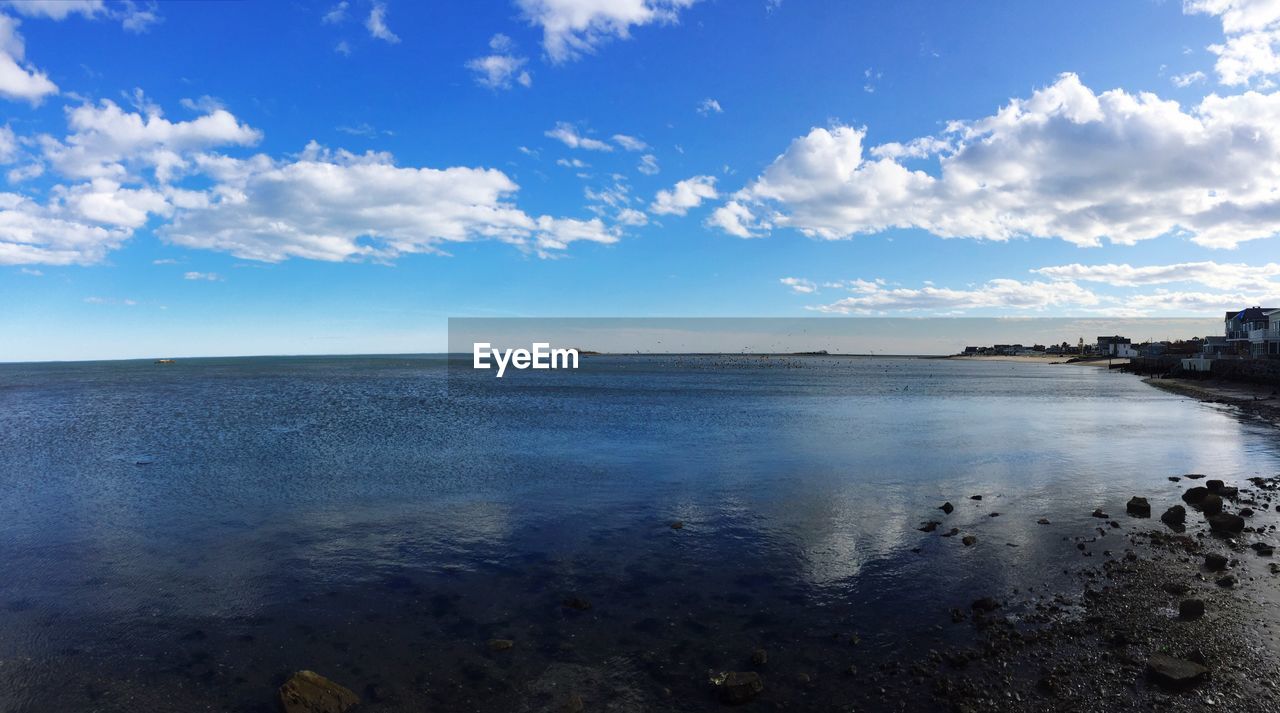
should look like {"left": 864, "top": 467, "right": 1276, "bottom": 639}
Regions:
{"left": 941, "top": 528, "right": 959, "bottom": 537}
{"left": 488, "top": 638, "right": 515, "bottom": 651}
{"left": 1271, "top": 563, "right": 1280, "bottom": 575}
{"left": 1216, "top": 574, "right": 1238, "bottom": 588}
{"left": 988, "top": 512, "right": 1000, "bottom": 517}
{"left": 1206, "top": 479, "right": 1226, "bottom": 493}
{"left": 1207, "top": 513, "right": 1245, "bottom": 534}
{"left": 712, "top": 671, "right": 763, "bottom": 705}
{"left": 750, "top": 648, "right": 767, "bottom": 666}
{"left": 962, "top": 535, "right": 977, "bottom": 546}
{"left": 1251, "top": 542, "right": 1274, "bottom": 556}
{"left": 1091, "top": 509, "right": 1109, "bottom": 519}
{"left": 1179, "top": 599, "right": 1205, "bottom": 620}
{"left": 940, "top": 502, "right": 954, "bottom": 514}
{"left": 1126, "top": 497, "right": 1151, "bottom": 517}
{"left": 1037, "top": 518, "right": 1051, "bottom": 525}
{"left": 1168, "top": 476, "right": 1181, "bottom": 482}
{"left": 1184, "top": 473, "right": 1206, "bottom": 479}
{"left": 1161, "top": 505, "right": 1186, "bottom": 526}
{"left": 970, "top": 495, "right": 983, "bottom": 501}
{"left": 1146, "top": 654, "right": 1210, "bottom": 690}
{"left": 1182, "top": 487, "right": 1209, "bottom": 504}
{"left": 1240, "top": 507, "right": 1255, "bottom": 517}
{"left": 971, "top": 597, "right": 1000, "bottom": 613}
{"left": 1200, "top": 493, "right": 1224, "bottom": 516}
{"left": 1204, "top": 553, "right": 1229, "bottom": 571}
{"left": 669, "top": 521, "right": 684, "bottom": 530}
{"left": 562, "top": 596, "right": 592, "bottom": 611}
{"left": 278, "top": 671, "right": 360, "bottom": 713}
{"left": 1163, "top": 581, "right": 1191, "bottom": 595}
{"left": 918, "top": 521, "right": 941, "bottom": 533}
{"left": 564, "top": 693, "right": 585, "bottom": 713}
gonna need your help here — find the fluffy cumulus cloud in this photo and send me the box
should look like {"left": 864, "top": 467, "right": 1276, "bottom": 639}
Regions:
{"left": 467, "top": 34, "right": 532, "bottom": 89}
{"left": 517, "top": 0, "right": 699, "bottom": 62}
{"left": 1185, "top": 0, "right": 1280, "bottom": 85}
{"left": 779, "top": 277, "right": 816, "bottom": 294}
{"left": 164, "top": 143, "right": 618, "bottom": 262}
{"left": 1, "top": 99, "right": 626, "bottom": 265}
{"left": 365, "top": 1, "right": 398, "bottom": 43}
{"left": 0, "top": 14, "right": 56, "bottom": 103}
{"left": 650, "top": 175, "right": 716, "bottom": 215}
{"left": 709, "top": 73, "right": 1280, "bottom": 249}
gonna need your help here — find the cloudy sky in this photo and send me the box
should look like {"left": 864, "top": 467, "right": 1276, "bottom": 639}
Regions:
{"left": 2, "top": 0, "right": 1280, "bottom": 360}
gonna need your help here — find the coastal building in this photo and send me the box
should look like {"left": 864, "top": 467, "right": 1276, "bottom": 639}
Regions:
{"left": 1225, "top": 307, "right": 1279, "bottom": 358}
{"left": 1096, "top": 336, "right": 1136, "bottom": 358}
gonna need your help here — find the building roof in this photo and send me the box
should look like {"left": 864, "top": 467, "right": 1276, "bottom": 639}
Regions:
{"left": 1226, "top": 307, "right": 1278, "bottom": 321}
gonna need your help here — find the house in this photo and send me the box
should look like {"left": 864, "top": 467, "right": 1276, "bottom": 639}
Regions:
{"left": 1225, "top": 307, "right": 1279, "bottom": 358}
{"left": 1096, "top": 336, "right": 1137, "bottom": 358}
{"left": 1138, "top": 342, "right": 1167, "bottom": 358}
{"left": 1201, "top": 336, "right": 1231, "bottom": 357}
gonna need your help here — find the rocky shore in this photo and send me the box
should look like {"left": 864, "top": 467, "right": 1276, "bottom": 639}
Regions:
{"left": 1144, "top": 377, "right": 1280, "bottom": 427}
{"left": 267, "top": 474, "right": 1280, "bottom": 713}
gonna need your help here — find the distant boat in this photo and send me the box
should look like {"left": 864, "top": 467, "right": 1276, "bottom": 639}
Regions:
{"left": 154, "top": 359, "right": 176, "bottom": 365}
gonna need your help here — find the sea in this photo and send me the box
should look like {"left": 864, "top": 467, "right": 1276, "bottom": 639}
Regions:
{"left": 0, "top": 355, "right": 1277, "bottom": 711}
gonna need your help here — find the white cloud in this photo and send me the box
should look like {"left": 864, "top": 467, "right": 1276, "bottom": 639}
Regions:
{"left": 810, "top": 278, "right": 1101, "bottom": 314}
{"left": 162, "top": 142, "right": 616, "bottom": 262}
{"left": 616, "top": 207, "right": 648, "bottom": 226}
{"left": 366, "top": 1, "right": 399, "bottom": 43}
{"left": 0, "top": 123, "right": 16, "bottom": 162}
{"left": 517, "top": 0, "right": 699, "bottom": 63}
{"left": 706, "top": 200, "right": 758, "bottom": 237}
{"left": 334, "top": 40, "right": 351, "bottom": 56}
{"left": 779, "top": 277, "right": 816, "bottom": 294}
{"left": 60, "top": 177, "right": 169, "bottom": 227}
{"left": 711, "top": 73, "right": 1280, "bottom": 249}
{"left": 1185, "top": 0, "right": 1280, "bottom": 85}
{"left": 1033, "top": 260, "right": 1280, "bottom": 291}
{"left": 116, "top": 1, "right": 159, "bottom": 33}
{"left": 556, "top": 157, "right": 588, "bottom": 168}
{"left": 0, "top": 192, "right": 130, "bottom": 265}
{"left": 1171, "top": 70, "right": 1208, "bottom": 86}
{"left": 612, "top": 133, "right": 647, "bottom": 151}
{"left": 545, "top": 122, "right": 613, "bottom": 151}
{"left": 636, "top": 153, "right": 659, "bottom": 175}
{"left": 322, "top": 1, "right": 348, "bottom": 24}
{"left": 0, "top": 14, "right": 57, "bottom": 103}
{"left": 467, "top": 34, "right": 532, "bottom": 90}
{"left": 1, "top": 1, "right": 102, "bottom": 20}
{"left": 696, "top": 97, "right": 722, "bottom": 115}
{"left": 19, "top": 265, "right": 40, "bottom": 274}
{"left": 183, "top": 271, "right": 222, "bottom": 281}
{"left": 650, "top": 175, "right": 716, "bottom": 215}
{"left": 44, "top": 98, "right": 262, "bottom": 181}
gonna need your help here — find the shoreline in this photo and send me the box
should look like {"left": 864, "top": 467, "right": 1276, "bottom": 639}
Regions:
{"left": 1143, "top": 376, "right": 1280, "bottom": 428}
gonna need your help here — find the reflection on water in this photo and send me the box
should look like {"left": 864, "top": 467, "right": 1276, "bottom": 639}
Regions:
{"left": 0, "top": 355, "right": 1277, "bottom": 710}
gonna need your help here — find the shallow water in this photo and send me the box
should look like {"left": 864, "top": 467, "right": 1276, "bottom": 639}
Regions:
{"left": 0, "top": 355, "right": 1277, "bottom": 711}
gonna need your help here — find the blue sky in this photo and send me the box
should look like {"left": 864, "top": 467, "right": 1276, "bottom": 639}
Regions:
{"left": 2, "top": 0, "right": 1279, "bottom": 360}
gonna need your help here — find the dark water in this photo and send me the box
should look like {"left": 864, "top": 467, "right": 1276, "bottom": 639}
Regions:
{"left": 0, "top": 355, "right": 1277, "bottom": 711}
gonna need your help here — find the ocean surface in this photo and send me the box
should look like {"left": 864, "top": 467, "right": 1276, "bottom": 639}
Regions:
{"left": 0, "top": 355, "right": 1278, "bottom": 711}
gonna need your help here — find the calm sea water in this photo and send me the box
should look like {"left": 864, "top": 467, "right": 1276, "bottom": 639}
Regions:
{"left": 0, "top": 355, "right": 1277, "bottom": 711}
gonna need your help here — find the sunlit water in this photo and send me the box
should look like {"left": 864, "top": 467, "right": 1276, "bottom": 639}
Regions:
{"left": 0, "top": 355, "right": 1277, "bottom": 711}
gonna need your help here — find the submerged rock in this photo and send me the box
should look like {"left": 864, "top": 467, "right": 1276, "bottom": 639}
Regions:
{"left": 1146, "top": 654, "right": 1210, "bottom": 690}
{"left": 1207, "top": 513, "right": 1245, "bottom": 534}
{"left": 962, "top": 535, "right": 977, "bottom": 546}
{"left": 1091, "top": 509, "right": 1109, "bottom": 519}
{"left": 1126, "top": 497, "right": 1151, "bottom": 517}
{"left": 562, "top": 596, "right": 593, "bottom": 611}
{"left": 918, "top": 521, "right": 941, "bottom": 533}
{"left": 1179, "top": 599, "right": 1205, "bottom": 620}
{"left": 940, "top": 502, "right": 954, "bottom": 514}
{"left": 712, "top": 671, "right": 763, "bottom": 705}
{"left": 488, "top": 638, "right": 515, "bottom": 651}
{"left": 1037, "top": 518, "right": 1051, "bottom": 525}
{"left": 1161, "top": 505, "right": 1186, "bottom": 527}
{"left": 278, "top": 671, "right": 360, "bottom": 713}
{"left": 669, "top": 521, "right": 684, "bottom": 530}
{"left": 971, "top": 597, "right": 1000, "bottom": 613}
{"left": 750, "top": 648, "right": 768, "bottom": 666}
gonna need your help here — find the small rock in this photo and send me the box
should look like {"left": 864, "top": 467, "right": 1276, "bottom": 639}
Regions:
{"left": 1204, "top": 553, "right": 1229, "bottom": 571}
{"left": 670, "top": 521, "right": 684, "bottom": 530}
{"left": 1091, "top": 509, "right": 1109, "bottom": 519}
{"left": 988, "top": 512, "right": 1000, "bottom": 518}
{"left": 1184, "top": 473, "right": 1206, "bottom": 479}
{"left": 1126, "top": 497, "right": 1151, "bottom": 517}
{"left": 1251, "top": 543, "right": 1274, "bottom": 557}
{"left": 962, "top": 535, "right": 977, "bottom": 546}
{"left": 488, "top": 638, "right": 514, "bottom": 651}
{"left": 1240, "top": 507, "right": 1255, "bottom": 517}
{"left": 562, "top": 596, "right": 592, "bottom": 611}
{"left": 1216, "top": 574, "right": 1237, "bottom": 588}
{"left": 1037, "top": 518, "right": 1051, "bottom": 525}
{"left": 713, "top": 671, "right": 763, "bottom": 705}
{"left": 918, "top": 521, "right": 941, "bottom": 533}
{"left": 1161, "top": 505, "right": 1186, "bottom": 526}
{"left": 1200, "top": 493, "right": 1224, "bottom": 516}
{"left": 1168, "top": 476, "right": 1181, "bottom": 482}
{"left": 1163, "top": 581, "right": 1191, "bottom": 595}
{"left": 940, "top": 502, "right": 954, "bottom": 514}
{"left": 750, "top": 648, "right": 767, "bottom": 666}
{"left": 1146, "top": 654, "right": 1210, "bottom": 690}
{"left": 1206, "top": 479, "right": 1226, "bottom": 493}
{"left": 278, "top": 671, "right": 360, "bottom": 713}
{"left": 1207, "top": 513, "right": 1245, "bottom": 534}
{"left": 970, "top": 495, "right": 983, "bottom": 501}
{"left": 1182, "top": 487, "right": 1209, "bottom": 504}
{"left": 971, "top": 597, "right": 1000, "bottom": 613}
{"left": 941, "top": 528, "right": 959, "bottom": 537}
{"left": 564, "top": 693, "right": 585, "bottom": 713}
{"left": 1179, "top": 599, "right": 1205, "bottom": 620}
